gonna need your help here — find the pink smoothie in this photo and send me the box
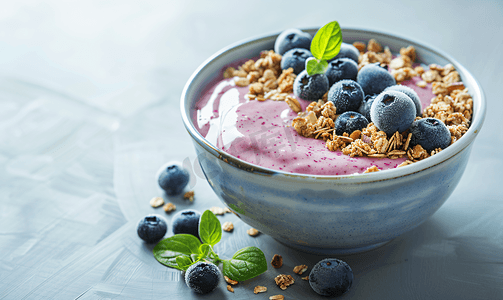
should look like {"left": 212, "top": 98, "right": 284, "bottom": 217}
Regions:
{"left": 194, "top": 70, "right": 434, "bottom": 175}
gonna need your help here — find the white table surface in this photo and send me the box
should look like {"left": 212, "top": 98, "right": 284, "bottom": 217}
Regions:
{"left": 1, "top": 1, "right": 502, "bottom": 299}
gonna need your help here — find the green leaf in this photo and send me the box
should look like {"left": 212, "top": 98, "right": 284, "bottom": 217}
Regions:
{"left": 176, "top": 255, "right": 194, "bottom": 270}
{"left": 310, "top": 21, "right": 342, "bottom": 61}
{"left": 153, "top": 234, "right": 202, "bottom": 269}
{"left": 306, "top": 57, "right": 329, "bottom": 76}
{"left": 199, "top": 210, "right": 222, "bottom": 246}
{"left": 198, "top": 244, "right": 211, "bottom": 260}
{"left": 152, "top": 249, "right": 187, "bottom": 270}
{"left": 222, "top": 246, "right": 268, "bottom": 281}
{"left": 154, "top": 234, "right": 202, "bottom": 255}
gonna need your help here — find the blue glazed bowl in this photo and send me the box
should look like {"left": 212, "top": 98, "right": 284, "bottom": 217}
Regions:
{"left": 180, "top": 28, "right": 486, "bottom": 255}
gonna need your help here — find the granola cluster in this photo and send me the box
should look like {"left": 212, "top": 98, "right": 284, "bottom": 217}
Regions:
{"left": 354, "top": 39, "right": 392, "bottom": 69}
{"left": 421, "top": 64, "right": 472, "bottom": 145}
{"left": 224, "top": 50, "right": 296, "bottom": 101}
{"left": 355, "top": 39, "right": 425, "bottom": 85}
{"left": 274, "top": 274, "right": 295, "bottom": 290}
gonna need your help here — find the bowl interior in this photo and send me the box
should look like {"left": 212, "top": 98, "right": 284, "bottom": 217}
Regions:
{"left": 181, "top": 27, "right": 485, "bottom": 180}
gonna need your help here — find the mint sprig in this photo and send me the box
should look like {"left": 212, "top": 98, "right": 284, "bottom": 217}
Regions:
{"left": 306, "top": 21, "right": 342, "bottom": 76}
{"left": 153, "top": 210, "right": 268, "bottom": 282}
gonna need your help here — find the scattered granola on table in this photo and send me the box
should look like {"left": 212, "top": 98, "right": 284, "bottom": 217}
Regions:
{"left": 275, "top": 274, "right": 295, "bottom": 290}
{"left": 163, "top": 202, "right": 176, "bottom": 213}
{"left": 149, "top": 196, "right": 164, "bottom": 208}
{"left": 247, "top": 228, "right": 260, "bottom": 236}
{"left": 271, "top": 254, "right": 283, "bottom": 268}
{"left": 209, "top": 206, "right": 226, "bottom": 215}
{"left": 183, "top": 190, "right": 194, "bottom": 201}
{"left": 254, "top": 285, "right": 267, "bottom": 294}
{"left": 224, "top": 276, "right": 238, "bottom": 285}
{"left": 222, "top": 221, "right": 234, "bottom": 232}
{"left": 293, "top": 264, "right": 308, "bottom": 275}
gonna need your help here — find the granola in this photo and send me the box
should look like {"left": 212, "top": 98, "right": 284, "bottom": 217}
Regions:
{"left": 224, "top": 276, "right": 238, "bottom": 285}
{"left": 293, "top": 264, "right": 308, "bottom": 275}
{"left": 254, "top": 286, "right": 267, "bottom": 294}
{"left": 274, "top": 274, "right": 294, "bottom": 290}
{"left": 247, "top": 228, "right": 260, "bottom": 236}
{"left": 149, "top": 196, "right": 164, "bottom": 208}
{"left": 271, "top": 254, "right": 283, "bottom": 268}
{"left": 222, "top": 221, "right": 234, "bottom": 232}
{"left": 183, "top": 191, "right": 194, "bottom": 202}
{"left": 163, "top": 202, "right": 176, "bottom": 213}
{"left": 209, "top": 206, "right": 226, "bottom": 215}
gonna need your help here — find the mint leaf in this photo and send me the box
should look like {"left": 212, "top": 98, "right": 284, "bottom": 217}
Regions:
{"left": 176, "top": 255, "right": 194, "bottom": 270}
{"left": 222, "top": 246, "right": 268, "bottom": 281}
{"left": 152, "top": 249, "right": 188, "bottom": 270}
{"left": 153, "top": 234, "right": 202, "bottom": 268}
{"left": 199, "top": 210, "right": 222, "bottom": 246}
{"left": 306, "top": 57, "right": 329, "bottom": 76}
{"left": 310, "top": 21, "right": 342, "bottom": 61}
{"left": 199, "top": 244, "right": 211, "bottom": 260}
{"left": 154, "top": 234, "right": 202, "bottom": 255}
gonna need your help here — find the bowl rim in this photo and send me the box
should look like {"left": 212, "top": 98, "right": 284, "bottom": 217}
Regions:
{"left": 180, "top": 26, "right": 486, "bottom": 182}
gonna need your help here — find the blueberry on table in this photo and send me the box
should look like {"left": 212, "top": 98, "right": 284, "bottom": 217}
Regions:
{"left": 293, "top": 70, "right": 329, "bottom": 101}
{"left": 358, "top": 93, "right": 378, "bottom": 122}
{"left": 309, "top": 258, "right": 353, "bottom": 297}
{"left": 357, "top": 63, "right": 396, "bottom": 96}
{"left": 281, "top": 48, "right": 313, "bottom": 75}
{"left": 385, "top": 84, "right": 422, "bottom": 116}
{"left": 185, "top": 261, "right": 221, "bottom": 294}
{"left": 409, "top": 118, "right": 451, "bottom": 151}
{"left": 157, "top": 161, "right": 190, "bottom": 196}
{"left": 334, "top": 111, "right": 369, "bottom": 136}
{"left": 325, "top": 58, "right": 359, "bottom": 87}
{"left": 274, "top": 28, "right": 312, "bottom": 55}
{"left": 172, "top": 209, "right": 201, "bottom": 239}
{"left": 328, "top": 42, "right": 360, "bottom": 63}
{"left": 137, "top": 214, "right": 167, "bottom": 243}
{"left": 327, "top": 79, "right": 364, "bottom": 114}
{"left": 370, "top": 90, "right": 416, "bottom": 136}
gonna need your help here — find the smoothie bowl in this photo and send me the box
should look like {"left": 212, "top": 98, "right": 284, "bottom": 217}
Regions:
{"left": 180, "top": 27, "right": 485, "bottom": 254}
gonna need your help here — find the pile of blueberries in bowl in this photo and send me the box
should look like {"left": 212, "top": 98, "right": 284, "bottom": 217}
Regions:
{"left": 281, "top": 28, "right": 451, "bottom": 151}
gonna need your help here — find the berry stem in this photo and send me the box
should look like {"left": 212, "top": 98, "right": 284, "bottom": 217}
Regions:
{"left": 208, "top": 246, "right": 222, "bottom": 264}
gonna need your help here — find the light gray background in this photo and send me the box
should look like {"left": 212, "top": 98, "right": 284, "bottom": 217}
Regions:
{"left": 1, "top": 1, "right": 502, "bottom": 299}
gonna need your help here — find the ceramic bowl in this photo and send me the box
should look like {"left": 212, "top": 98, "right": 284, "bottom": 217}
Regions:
{"left": 180, "top": 28, "right": 486, "bottom": 254}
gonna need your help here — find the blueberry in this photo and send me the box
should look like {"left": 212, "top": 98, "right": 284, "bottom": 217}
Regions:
{"left": 385, "top": 85, "right": 422, "bottom": 117}
{"left": 409, "top": 118, "right": 451, "bottom": 152}
{"left": 328, "top": 42, "right": 360, "bottom": 63}
{"left": 370, "top": 90, "right": 416, "bottom": 136}
{"left": 327, "top": 79, "right": 364, "bottom": 114}
{"left": 334, "top": 111, "right": 369, "bottom": 136}
{"left": 358, "top": 94, "right": 378, "bottom": 122}
{"left": 280, "top": 48, "right": 313, "bottom": 74}
{"left": 185, "top": 261, "right": 221, "bottom": 294}
{"left": 293, "top": 70, "right": 329, "bottom": 101}
{"left": 309, "top": 258, "right": 353, "bottom": 297}
{"left": 325, "top": 58, "right": 358, "bottom": 87}
{"left": 357, "top": 63, "right": 396, "bottom": 96}
{"left": 157, "top": 162, "right": 190, "bottom": 196}
{"left": 274, "top": 28, "right": 312, "bottom": 55}
{"left": 172, "top": 209, "right": 201, "bottom": 239}
{"left": 137, "top": 214, "right": 167, "bottom": 243}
